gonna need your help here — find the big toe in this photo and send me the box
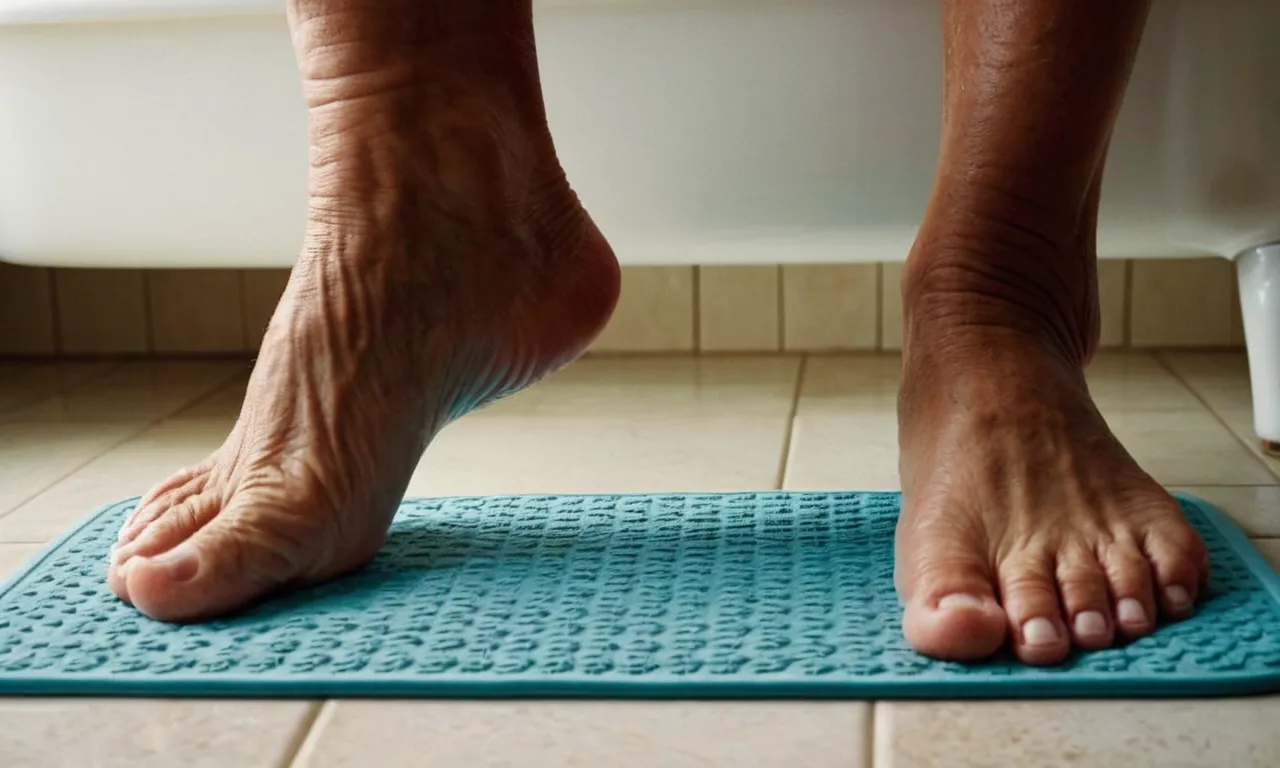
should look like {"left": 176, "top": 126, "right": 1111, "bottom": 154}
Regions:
{"left": 122, "top": 508, "right": 311, "bottom": 622}
{"left": 897, "top": 530, "right": 1008, "bottom": 661}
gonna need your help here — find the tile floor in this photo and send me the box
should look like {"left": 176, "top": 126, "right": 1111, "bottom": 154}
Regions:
{"left": 0, "top": 352, "right": 1277, "bottom": 767}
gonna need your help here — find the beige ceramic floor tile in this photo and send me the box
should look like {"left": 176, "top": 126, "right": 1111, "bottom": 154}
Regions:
{"left": 0, "top": 543, "right": 43, "bottom": 580}
{"left": 3, "top": 360, "right": 246, "bottom": 423}
{"left": 410, "top": 413, "right": 791, "bottom": 495}
{"left": 1107, "top": 409, "right": 1276, "bottom": 486}
{"left": 297, "top": 701, "right": 867, "bottom": 768}
{"left": 0, "top": 419, "right": 232, "bottom": 543}
{"left": 1085, "top": 352, "right": 1204, "bottom": 414}
{"left": 1256, "top": 538, "right": 1280, "bottom": 570}
{"left": 876, "top": 698, "right": 1280, "bottom": 768}
{"left": 0, "top": 361, "right": 116, "bottom": 415}
{"left": 1215, "top": 408, "right": 1280, "bottom": 480}
{"left": 784, "top": 356, "right": 903, "bottom": 491}
{"left": 1159, "top": 352, "right": 1280, "bottom": 479}
{"left": 480, "top": 356, "right": 802, "bottom": 420}
{"left": 407, "top": 357, "right": 801, "bottom": 495}
{"left": 794, "top": 356, "right": 901, "bottom": 414}
{"left": 1177, "top": 486, "right": 1280, "bottom": 537}
{"left": 175, "top": 371, "right": 250, "bottom": 420}
{"left": 783, "top": 411, "right": 900, "bottom": 491}
{"left": 0, "top": 422, "right": 142, "bottom": 519}
{"left": 0, "top": 700, "right": 316, "bottom": 768}
{"left": 1159, "top": 351, "right": 1252, "bottom": 412}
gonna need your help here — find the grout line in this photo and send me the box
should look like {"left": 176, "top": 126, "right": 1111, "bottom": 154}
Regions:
{"left": 1153, "top": 352, "right": 1280, "bottom": 483}
{"left": 776, "top": 265, "right": 787, "bottom": 352}
{"left": 141, "top": 271, "right": 157, "bottom": 354}
{"left": 239, "top": 269, "right": 253, "bottom": 353}
{"left": 1122, "top": 259, "right": 1134, "bottom": 348}
{"left": 874, "top": 263, "right": 884, "bottom": 351}
{"left": 47, "top": 268, "right": 64, "bottom": 355}
{"left": 774, "top": 355, "right": 808, "bottom": 490}
{"left": 865, "top": 702, "right": 879, "bottom": 768}
{"left": 282, "top": 700, "right": 331, "bottom": 768}
{"left": 691, "top": 266, "right": 702, "bottom": 352}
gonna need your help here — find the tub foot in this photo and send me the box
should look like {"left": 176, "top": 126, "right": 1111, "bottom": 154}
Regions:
{"left": 1236, "top": 243, "right": 1280, "bottom": 450}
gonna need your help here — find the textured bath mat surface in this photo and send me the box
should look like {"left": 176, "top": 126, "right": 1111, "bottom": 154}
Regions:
{"left": 0, "top": 492, "right": 1278, "bottom": 698}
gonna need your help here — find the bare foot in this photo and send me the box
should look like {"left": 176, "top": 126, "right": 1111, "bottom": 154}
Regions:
{"left": 894, "top": 235, "right": 1210, "bottom": 665}
{"left": 108, "top": 3, "right": 620, "bottom": 621}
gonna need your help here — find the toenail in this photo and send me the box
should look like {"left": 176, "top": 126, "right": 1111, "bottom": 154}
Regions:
{"left": 147, "top": 545, "right": 198, "bottom": 582}
{"left": 1117, "top": 598, "right": 1147, "bottom": 626}
{"left": 1073, "top": 610, "right": 1107, "bottom": 638}
{"left": 937, "top": 593, "right": 987, "bottom": 611}
{"left": 1022, "top": 617, "right": 1060, "bottom": 647}
{"left": 1165, "top": 585, "right": 1192, "bottom": 612}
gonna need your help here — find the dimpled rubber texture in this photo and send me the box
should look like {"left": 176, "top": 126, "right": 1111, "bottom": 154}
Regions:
{"left": 0, "top": 492, "right": 1278, "bottom": 698}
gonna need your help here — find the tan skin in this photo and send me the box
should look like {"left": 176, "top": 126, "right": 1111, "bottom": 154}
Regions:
{"left": 109, "top": 0, "right": 1207, "bottom": 665}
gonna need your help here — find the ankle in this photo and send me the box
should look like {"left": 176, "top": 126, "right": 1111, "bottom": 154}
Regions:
{"left": 902, "top": 229, "right": 1100, "bottom": 370}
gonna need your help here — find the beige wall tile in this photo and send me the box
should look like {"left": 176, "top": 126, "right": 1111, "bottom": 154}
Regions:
{"left": 697, "top": 266, "right": 780, "bottom": 352}
{"left": 1097, "top": 259, "right": 1128, "bottom": 348}
{"left": 53, "top": 269, "right": 149, "bottom": 354}
{"left": 1230, "top": 260, "right": 1246, "bottom": 346}
{"left": 241, "top": 269, "right": 291, "bottom": 351}
{"left": 591, "top": 267, "right": 695, "bottom": 353}
{"left": 881, "top": 263, "right": 903, "bottom": 351}
{"left": 1130, "top": 258, "right": 1235, "bottom": 347}
{"left": 781, "top": 264, "right": 878, "bottom": 351}
{"left": 0, "top": 263, "right": 56, "bottom": 356}
{"left": 147, "top": 269, "right": 247, "bottom": 353}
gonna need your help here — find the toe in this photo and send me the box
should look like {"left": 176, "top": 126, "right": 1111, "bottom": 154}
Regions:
{"left": 998, "top": 553, "right": 1070, "bottom": 665}
{"left": 1099, "top": 537, "right": 1157, "bottom": 639}
{"left": 897, "top": 526, "right": 1008, "bottom": 661}
{"left": 1055, "top": 544, "right": 1114, "bottom": 650}
{"left": 117, "top": 459, "right": 214, "bottom": 546}
{"left": 1142, "top": 516, "right": 1209, "bottom": 621}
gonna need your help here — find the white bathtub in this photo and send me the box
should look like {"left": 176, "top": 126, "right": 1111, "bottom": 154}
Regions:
{"left": 1, "top": 0, "right": 1278, "bottom": 444}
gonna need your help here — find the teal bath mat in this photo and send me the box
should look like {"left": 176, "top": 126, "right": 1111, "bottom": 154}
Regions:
{"left": 0, "top": 492, "right": 1278, "bottom": 698}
